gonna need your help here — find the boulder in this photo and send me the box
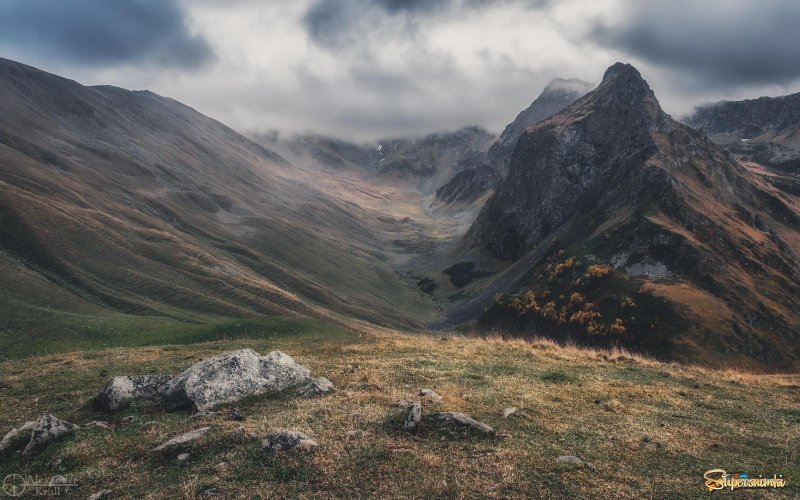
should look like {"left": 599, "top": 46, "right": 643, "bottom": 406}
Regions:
{"left": 556, "top": 455, "right": 584, "bottom": 465}
{"left": 94, "top": 375, "right": 172, "bottom": 411}
{"left": 403, "top": 401, "right": 422, "bottom": 431}
{"left": 431, "top": 412, "right": 494, "bottom": 435}
{"left": 163, "top": 349, "right": 311, "bottom": 411}
{"left": 0, "top": 421, "right": 34, "bottom": 457}
{"left": 152, "top": 427, "right": 211, "bottom": 453}
{"left": 261, "top": 431, "right": 318, "bottom": 454}
{"left": 22, "top": 414, "right": 78, "bottom": 456}
{"left": 297, "top": 377, "right": 335, "bottom": 398}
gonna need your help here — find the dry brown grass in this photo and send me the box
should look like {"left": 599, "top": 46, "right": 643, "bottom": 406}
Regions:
{"left": 0, "top": 329, "right": 798, "bottom": 498}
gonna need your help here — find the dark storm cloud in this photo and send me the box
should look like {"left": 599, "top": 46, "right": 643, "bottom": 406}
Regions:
{"left": 0, "top": 0, "right": 213, "bottom": 69}
{"left": 590, "top": 0, "right": 800, "bottom": 87}
{"left": 303, "top": 0, "right": 450, "bottom": 47}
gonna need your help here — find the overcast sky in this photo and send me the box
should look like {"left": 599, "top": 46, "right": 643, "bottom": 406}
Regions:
{"left": 1, "top": 0, "right": 799, "bottom": 141}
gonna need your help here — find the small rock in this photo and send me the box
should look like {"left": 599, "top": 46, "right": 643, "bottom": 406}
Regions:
{"left": 261, "top": 431, "right": 318, "bottom": 453}
{"left": 431, "top": 412, "right": 494, "bottom": 435}
{"left": 49, "top": 475, "right": 69, "bottom": 486}
{"left": 120, "top": 416, "right": 136, "bottom": 424}
{"left": 152, "top": 427, "right": 211, "bottom": 453}
{"left": 93, "top": 374, "right": 172, "bottom": 412}
{"left": 23, "top": 414, "right": 79, "bottom": 456}
{"left": 87, "top": 490, "right": 113, "bottom": 500}
{"left": 419, "top": 389, "right": 442, "bottom": 402}
{"left": 297, "top": 377, "right": 335, "bottom": 398}
{"left": 502, "top": 407, "right": 517, "bottom": 419}
{"left": 403, "top": 401, "right": 422, "bottom": 431}
{"left": 177, "top": 453, "right": 191, "bottom": 462}
{"left": 163, "top": 349, "right": 311, "bottom": 411}
{"left": 229, "top": 408, "right": 244, "bottom": 421}
{"left": 85, "top": 421, "right": 111, "bottom": 429}
{"left": 556, "top": 455, "right": 584, "bottom": 465}
{"left": 214, "top": 462, "right": 229, "bottom": 471}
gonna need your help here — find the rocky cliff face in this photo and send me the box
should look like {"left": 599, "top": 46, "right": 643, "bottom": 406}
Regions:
{"left": 685, "top": 93, "right": 800, "bottom": 174}
{"left": 464, "top": 63, "right": 800, "bottom": 369}
{"left": 487, "top": 78, "right": 593, "bottom": 174}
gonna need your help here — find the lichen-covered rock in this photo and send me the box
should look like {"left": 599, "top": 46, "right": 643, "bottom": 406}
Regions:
{"left": 0, "top": 421, "right": 34, "bottom": 458}
{"left": 94, "top": 374, "right": 172, "bottom": 411}
{"left": 163, "top": 349, "right": 311, "bottom": 411}
{"left": 261, "top": 431, "right": 318, "bottom": 454}
{"left": 403, "top": 401, "right": 422, "bottom": 431}
{"left": 296, "top": 377, "right": 334, "bottom": 398}
{"left": 556, "top": 455, "right": 584, "bottom": 465}
{"left": 152, "top": 427, "right": 211, "bottom": 453}
{"left": 22, "top": 414, "right": 78, "bottom": 456}
{"left": 431, "top": 412, "right": 494, "bottom": 435}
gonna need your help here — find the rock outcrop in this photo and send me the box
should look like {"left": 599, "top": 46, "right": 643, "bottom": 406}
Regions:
{"left": 1, "top": 414, "right": 78, "bottom": 458}
{"left": 296, "top": 377, "right": 335, "bottom": 398}
{"left": 261, "top": 431, "right": 318, "bottom": 453}
{"left": 94, "top": 375, "right": 172, "bottom": 411}
{"left": 163, "top": 349, "right": 312, "bottom": 411}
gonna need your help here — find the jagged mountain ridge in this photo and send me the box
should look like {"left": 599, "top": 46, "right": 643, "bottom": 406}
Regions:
{"left": 685, "top": 93, "right": 800, "bottom": 175}
{"left": 463, "top": 63, "right": 800, "bottom": 369}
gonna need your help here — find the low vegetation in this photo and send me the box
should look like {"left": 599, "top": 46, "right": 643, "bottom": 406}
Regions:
{"left": 1, "top": 325, "right": 797, "bottom": 498}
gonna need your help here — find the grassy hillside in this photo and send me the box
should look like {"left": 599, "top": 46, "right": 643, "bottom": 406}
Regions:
{"left": 1, "top": 327, "right": 797, "bottom": 498}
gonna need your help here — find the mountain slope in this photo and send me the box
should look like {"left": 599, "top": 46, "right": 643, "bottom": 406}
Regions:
{"left": 0, "top": 57, "right": 438, "bottom": 346}
{"left": 461, "top": 63, "right": 800, "bottom": 370}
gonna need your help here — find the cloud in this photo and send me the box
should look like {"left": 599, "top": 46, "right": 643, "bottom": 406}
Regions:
{"left": 302, "top": 0, "right": 450, "bottom": 48}
{"left": 589, "top": 0, "right": 800, "bottom": 87}
{"left": 0, "top": 0, "right": 213, "bottom": 69}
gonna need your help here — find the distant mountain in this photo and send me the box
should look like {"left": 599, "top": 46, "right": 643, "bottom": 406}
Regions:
{"left": 0, "top": 57, "right": 438, "bottom": 335}
{"left": 459, "top": 63, "right": 800, "bottom": 369}
{"left": 257, "top": 126, "right": 495, "bottom": 195}
{"left": 433, "top": 78, "right": 592, "bottom": 205}
{"left": 685, "top": 92, "right": 800, "bottom": 174}
{"left": 487, "top": 78, "right": 594, "bottom": 173}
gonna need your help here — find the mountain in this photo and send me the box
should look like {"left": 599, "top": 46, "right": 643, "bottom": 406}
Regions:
{"left": 0, "top": 57, "right": 439, "bottom": 348}
{"left": 487, "top": 78, "right": 594, "bottom": 173}
{"left": 685, "top": 92, "right": 800, "bottom": 175}
{"left": 257, "top": 127, "right": 495, "bottom": 195}
{"left": 433, "top": 78, "right": 592, "bottom": 205}
{"left": 459, "top": 63, "right": 800, "bottom": 370}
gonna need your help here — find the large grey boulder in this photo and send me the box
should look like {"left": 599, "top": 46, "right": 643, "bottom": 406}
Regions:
{"left": 261, "top": 431, "right": 318, "bottom": 454}
{"left": 94, "top": 374, "right": 172, "bottom": 411}
{"left": 1, "top": 414, "right": 79, "bottom": 457}
{"left": 163, "top": 349, "right": 311, "bottom": 411}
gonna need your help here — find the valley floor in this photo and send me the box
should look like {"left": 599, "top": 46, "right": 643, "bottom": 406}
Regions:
{"left": 1, "top": 321, "right": 797, "bottom": 498}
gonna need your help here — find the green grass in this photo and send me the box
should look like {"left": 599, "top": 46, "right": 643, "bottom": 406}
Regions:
{"left": 0, "top": 307, "right": 353, "bottom": 359}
